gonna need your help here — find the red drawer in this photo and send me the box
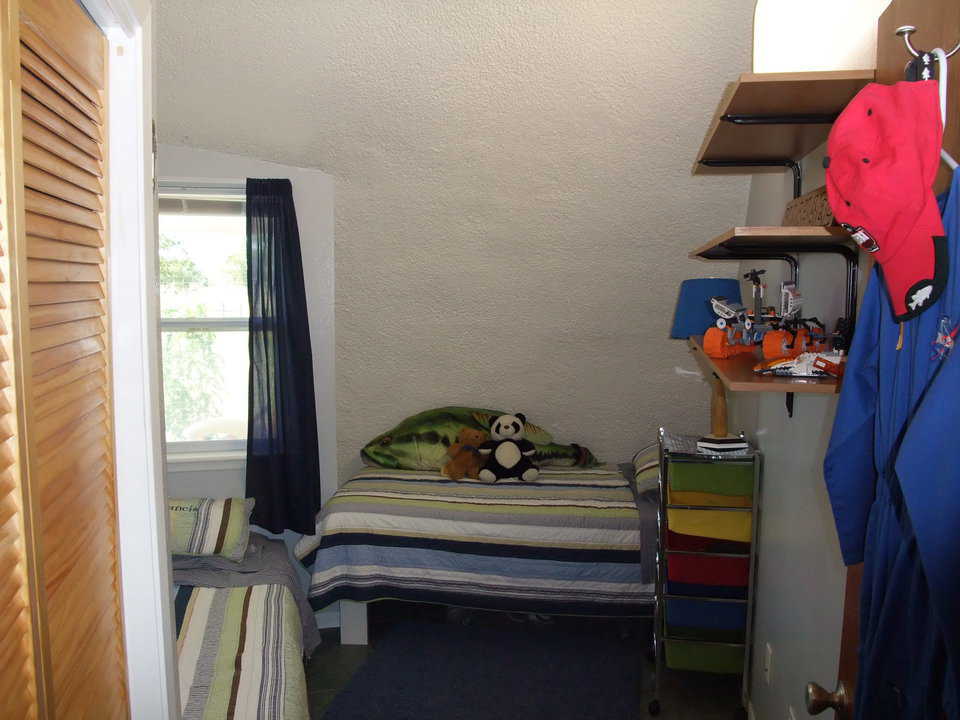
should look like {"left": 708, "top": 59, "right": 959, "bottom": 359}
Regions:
{"left": 666, "top": 529, "right": 750, "bottom": 555}
{"left": 667, "top": 552, "right": 750, "bottom": 587}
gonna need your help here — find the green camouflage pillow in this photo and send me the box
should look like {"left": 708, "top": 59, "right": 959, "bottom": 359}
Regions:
{"left": 361, "top": 406, "right": 598, "bottom": 471}
{"left": 168, "top": 497, "right": 254, "bottom": 561}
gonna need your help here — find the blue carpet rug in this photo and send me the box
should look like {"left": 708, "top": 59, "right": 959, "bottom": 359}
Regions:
{"left": 322, "top": 618, "right": 642, "bottom": 720}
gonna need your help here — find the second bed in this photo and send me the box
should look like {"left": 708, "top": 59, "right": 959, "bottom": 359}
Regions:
{"left": 298, "top": 463, "right": 658, "bottom": 619}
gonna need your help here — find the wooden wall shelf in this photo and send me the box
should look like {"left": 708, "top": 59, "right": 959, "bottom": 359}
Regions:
{"left": 690, "top": 226, "right": 854, "bottom": 261}
{"left": 688, "top": 336, "right": 841, "bottom": 395}
{"left": 694, "top": 70, "right": 875, "bottom": 175}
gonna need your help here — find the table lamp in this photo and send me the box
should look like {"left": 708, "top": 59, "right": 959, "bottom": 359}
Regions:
{"left": 671, "top": 278, "right": 750, "bottom": 453}
{"left": 670, "top": 278, "right": 741, "bottom": 340}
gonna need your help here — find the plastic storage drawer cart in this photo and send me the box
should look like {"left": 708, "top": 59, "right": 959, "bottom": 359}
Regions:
{"left": 648, "top": 429, "right": 761, "bottom": 717}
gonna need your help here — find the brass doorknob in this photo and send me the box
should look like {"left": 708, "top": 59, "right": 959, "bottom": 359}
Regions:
{"left": 805, "top": 681, "right": 852, "bottom": 717}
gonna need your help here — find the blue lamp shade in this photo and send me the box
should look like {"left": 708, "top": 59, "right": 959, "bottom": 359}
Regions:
{"left": 670, "top": 278, "right": 742, "bottom": 339}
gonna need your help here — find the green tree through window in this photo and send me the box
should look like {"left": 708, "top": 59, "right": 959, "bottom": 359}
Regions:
{"left": 159, "top": 234, "right": 225, "bottom": 440}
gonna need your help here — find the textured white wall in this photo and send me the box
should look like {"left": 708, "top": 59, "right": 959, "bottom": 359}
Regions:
{"left": 156, "top": 1, "right": 755, "bottom": 479}
{"left": 731, "top": 145, "right": 848, "bottom": 719}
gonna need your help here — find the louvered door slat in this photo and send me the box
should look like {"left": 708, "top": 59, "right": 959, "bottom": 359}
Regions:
{"left": 31, "top": 333, "right": 105, "bottom": 375}
{"left": 28, "top": 258, "right": 102, "bottom": 283}
{"left": 25, "top": 211, "right": 102, "bottom": 246}
{"left": 21, "top": 109, "right": 100, "bottom": 173}
{"left": 32, "top": 462, "right": 108, "bottom": 535}
{"left": 43, "top": 563, "right": 112, "bottom": 638}
{"left": 24, "top": 187, "right": 102, "bottom": 229}
{"left": 18, "top": 24, "right": 100, "bottom": 106}
{"left": 19, "top": 45, "right": 100, "bottom": 124}
{"left": 31, "top": 352, "right": 104, "bottom": 399}
{"left": 20, "top": 70, "right": 100, "bottom": 143}
{"left": 30, "top": 316, "right": 103, "bottom": 352}
{"left": 0, "top": 490, "right": 20, "bottom": 529}
{"left": 0, "top": 640, "right": 31, "bottom": 690}
{"left": 0, "top": 546, "right": 26, "bottom": 606}
{"left": 27, "top": 236, "right": 102, "bottom": 263}
{"left": 30, "top": 298, "right": 104, "bottom": 328}
{"left": 35, "top": 405, "right": 106, "bottom": 460}
{"left": 26, "top": 458, "right": 90, "bottom": 529}
{"left": 32, "top": 387, "right": 106, "bottom": 443}
{"left": 51, "top": 588, "right": 111, "bottom": 682}
{"left": 41, "top": 498, "right": 111, "bottom": 568}
{"left": 0, "top": 588, "right": 29, "bottom": 644}
{"left": 23, "top": 164, "right": 101, "bottom": 210}
{"left": 33, "top": 370, "right": 106, "bottom": 419}
{"left": 40, "top": 485, "right": 112, "bottom": 578}
{"left": 0, "top": 416, "right": 15, "bottom": 446}
{"left": 28, "top": 281, "right": 103, "bottom": 305}
{"left": 0, "top": 422, "right": 14, "bottom": 451}
{"left": 23, "top": 141, "right": 101, "bottom": 194}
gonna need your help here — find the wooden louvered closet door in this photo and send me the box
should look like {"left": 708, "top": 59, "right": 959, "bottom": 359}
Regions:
{"left": 0, "top": 0, "right": 129, "bottom": 717}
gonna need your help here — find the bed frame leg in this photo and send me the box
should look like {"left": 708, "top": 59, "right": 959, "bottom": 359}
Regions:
{"left": 340, "top": 600, "right": 369, "bottom": 645}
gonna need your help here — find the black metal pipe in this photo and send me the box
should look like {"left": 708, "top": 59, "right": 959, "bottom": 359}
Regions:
{"left": 721, "top": 113, "right": 839, "bottom": 125}
{"left": 724, "top": 252, "right": 799, "bottom": 286}
{"left": 699, "top": 159, "right": 802, "bottom": 198}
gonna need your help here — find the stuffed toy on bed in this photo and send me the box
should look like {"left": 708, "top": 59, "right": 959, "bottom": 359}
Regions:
{"left": 478, "top": 413, "right": 540, "bottom": 483}
{"left": 441, "top": 427, "right": 489, "bottom": 481}
{"left": 360, "top": 406, "right": 598, "bottom": 471}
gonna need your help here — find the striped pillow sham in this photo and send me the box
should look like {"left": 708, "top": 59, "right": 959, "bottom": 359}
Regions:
{"left": 169, "top": 497, "right": 255, "bottom": 561}
{"left": 632, "top": 444, "right": 660, "bottom": 493}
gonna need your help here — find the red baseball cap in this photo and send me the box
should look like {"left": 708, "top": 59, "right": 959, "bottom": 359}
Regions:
{"left": 825, "top": 80, "right": 947, "bottom": 321}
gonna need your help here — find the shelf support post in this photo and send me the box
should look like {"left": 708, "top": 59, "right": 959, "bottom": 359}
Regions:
{"left": 709, "top": 372, "right": 729, "bottom": 438}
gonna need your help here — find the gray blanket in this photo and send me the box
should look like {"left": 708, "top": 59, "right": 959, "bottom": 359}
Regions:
{"left": 172, "top": 533, "right": 322, "bottom": 657}
{"left": 619, "top": 462, "right": 659, "bottom": 586}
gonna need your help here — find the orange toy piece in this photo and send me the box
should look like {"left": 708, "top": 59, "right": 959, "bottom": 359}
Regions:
{"left": 762, "top": 328, "right": 830, "bottom": 361}
{"left": 441, "top": 427, "right": 489, "bottom": 481}
{"left": 813, "top": 355, "right": 846, "bottom": 379}
{"left": 762, "top": 329, "right": 795, "bottom": 361}
{"left": 703, "top": 327, "right": 756, "bottom": 360}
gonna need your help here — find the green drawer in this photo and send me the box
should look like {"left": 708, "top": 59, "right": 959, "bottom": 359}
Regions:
{"left": 664, "top": 638, "right": 744, "bottom": 674}
{"left": 667, "top": 460, "right": 754, "bottom": 497}
{"left": 666, "top": 624, "right": 745, "bottom": 644}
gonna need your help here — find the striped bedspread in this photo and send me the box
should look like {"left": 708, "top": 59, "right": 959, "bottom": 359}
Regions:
{"left": 300, "top": 467, "right": 652, "bottom": 617}
{"left": 175, "top": 584, "right": 308, "bottom": 720}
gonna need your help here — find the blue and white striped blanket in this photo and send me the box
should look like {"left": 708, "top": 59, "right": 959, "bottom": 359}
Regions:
{"left": 298, "top": 467, "right": 654, "bottom": 617}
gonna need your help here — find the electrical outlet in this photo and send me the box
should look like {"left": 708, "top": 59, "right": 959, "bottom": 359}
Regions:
{"left": 788, "top": 705, "right": 798, "bottom": 720}
{"left": 763, "top": 642, "right": 773, "bottom": 685}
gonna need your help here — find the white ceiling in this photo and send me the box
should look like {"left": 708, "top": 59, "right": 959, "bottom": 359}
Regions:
{"left": 157, "top": 1, "right": 758, "bottom": 477}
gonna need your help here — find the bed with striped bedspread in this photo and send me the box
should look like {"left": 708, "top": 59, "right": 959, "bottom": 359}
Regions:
{"left": 299, "top": 467, "right": 653, "bottom": 617}
{"left": 175, "top": 584, "right": 308, "bottom": 720}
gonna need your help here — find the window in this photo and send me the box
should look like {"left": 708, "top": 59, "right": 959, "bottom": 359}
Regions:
{"left": 159, "top": 187, "right": 248, "bottom": 453}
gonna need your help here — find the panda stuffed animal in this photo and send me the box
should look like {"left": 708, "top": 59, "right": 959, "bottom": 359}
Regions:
{"left": 478, "top": 413, "right": 540, "bottom": 483}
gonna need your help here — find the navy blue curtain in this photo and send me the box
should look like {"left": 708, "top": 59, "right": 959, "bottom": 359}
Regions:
{"left": 245, "top": 178, "right": 321, "bottom": 534}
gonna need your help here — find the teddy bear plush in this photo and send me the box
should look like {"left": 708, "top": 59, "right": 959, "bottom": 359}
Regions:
{"left": 441, "top": 427, "right": 490, "bottom": 481}
{"left": 478, "top": 413, "right": 540, "bottom": 483}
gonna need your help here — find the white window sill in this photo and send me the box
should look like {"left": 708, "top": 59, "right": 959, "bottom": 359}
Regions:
{"left": 165, "top": 450, "right": 246, "bottom": 473}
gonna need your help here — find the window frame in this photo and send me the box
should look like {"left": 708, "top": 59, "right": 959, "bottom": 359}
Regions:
{"left": 158, "top": 182, "right": 249, "bottom": 456}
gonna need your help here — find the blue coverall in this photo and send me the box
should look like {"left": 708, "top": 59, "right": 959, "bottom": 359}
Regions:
{"left": 825, "top": 168, "right": 960, "bottom": 719}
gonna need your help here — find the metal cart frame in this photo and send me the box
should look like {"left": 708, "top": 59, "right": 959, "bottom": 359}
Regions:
{"left": 648, "top": 428, "right": 763, "bottom": 717}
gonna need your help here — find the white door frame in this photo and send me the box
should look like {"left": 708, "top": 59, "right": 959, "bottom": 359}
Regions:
{"left": 83, "top": 1, "right": 179, "bottom": 717}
